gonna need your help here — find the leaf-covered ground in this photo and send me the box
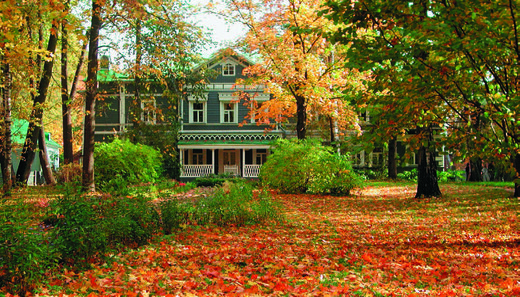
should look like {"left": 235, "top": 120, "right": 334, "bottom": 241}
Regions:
{"left": 37, "top": 183, "right": 520, "bottom": 296}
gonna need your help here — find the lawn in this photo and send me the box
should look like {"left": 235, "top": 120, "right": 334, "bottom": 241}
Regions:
{"left": 13, "top": 182, "right": 520, "bottom": 296}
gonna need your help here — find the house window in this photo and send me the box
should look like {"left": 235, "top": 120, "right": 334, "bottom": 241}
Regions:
{"left": 222, "top": 63, "right": 235, "bottom": 76}
{"left": 255, "top": 149, "right": 267, "bottom": 165}
{"left": 188, "top": 98, "right": 207, "bottom": 123}
{"left": 370, "top": 148, "right": 384, "bottom": 167}
{"left": 223, "top": 102, "right": 236, "bottom": 123}
{"left": 141, "top": 99, "right": 156, "bottom": 124}
{"left": 192, "top": 149, "right": 204, "bottom": 165}
{"left": 192, "top": 102, "right": 204, "bottom": 123}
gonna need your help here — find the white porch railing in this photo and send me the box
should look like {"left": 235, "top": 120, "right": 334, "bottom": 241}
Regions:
{"left": 243, "top": 165, "right": 261, "bottom": 178}
{"left": 224, "top": 165, "right": 239, "bottom": 176}
{"left": 181, "top": 165, "right": 213, "bottom": 177}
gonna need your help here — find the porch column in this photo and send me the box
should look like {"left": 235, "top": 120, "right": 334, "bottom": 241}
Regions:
{"left": 211, "top": 149, "right": 215, "bottom": 174}
{"left": 242, "top": 149, "right": 246, "bottom": 177}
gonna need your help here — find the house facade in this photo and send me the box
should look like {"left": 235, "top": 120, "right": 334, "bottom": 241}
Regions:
{"left": 178, "top": 53, "right": 282, "bottom": 179}
{"left": 94, "top": 51, "right": 281, "bottom": 180}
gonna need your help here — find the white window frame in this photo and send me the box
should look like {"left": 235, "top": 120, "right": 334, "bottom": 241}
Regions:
{"left": 188, "top": 94, "right": 208, "bottom": 124}
{"left": 222, "top": 102, "right": 237, "bottom": 123}
{"left": 222, "top": 62, "right": 236, "bottom": 76}
{"left": 219, "top": 93, "right": 239, "bottom": 124}
{"left": 141, "top": 99, "right": 156, "bottom": 124}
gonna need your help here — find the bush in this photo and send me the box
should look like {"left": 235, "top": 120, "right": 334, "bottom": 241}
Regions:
{"left": 160, "top": 181, "right": 282, "bottom": 229}
{"left": 49, "top": 191, "right": 161, "bottom": 266}
{"left": 193, "top": 173, "right": 241, "bottom": 187}
{"left": 95, "top": 138, "right": 163, "bottom": 192}
{"left": 397, "top": 169, "right": 418, "bottom": 181}
{"left": 0, "top": 200, "right": 58, "bottom": 294}
{"left": 260, "top": 139, "right": 363, "bottom": 195}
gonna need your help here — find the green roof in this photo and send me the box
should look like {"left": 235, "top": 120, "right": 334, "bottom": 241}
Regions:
{"left": 11, "top": 119, "right": 61, "bottom": 148}
{"left": 97, "top": 68, "right": 129, "bottom": 82}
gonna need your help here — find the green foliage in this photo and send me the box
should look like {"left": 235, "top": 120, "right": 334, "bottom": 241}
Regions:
{"left": 94, "top": 138, "right": 163, "bottom": 192}
{"left": 160, "top": 181, "right": 282, "bottom": 229}
{"left": 437, "top": 170, "right": 464, "bottom": 182}
{"left": 397, "top": 169, "right": 418, "bottom": 182}
{"left": 260, "top": 139, "right": 363, "bottom": 195}
{"left": 50, "top": 192, "right": 161, "bottom": 265}
{"left": 124, "top": 123, "right": 182, "bottom": 180}
{"left": 0, "top": 200, "right": 58, "bottom": 294}
{"left": 193, "top": 173, "right": 241, "bottom": 187}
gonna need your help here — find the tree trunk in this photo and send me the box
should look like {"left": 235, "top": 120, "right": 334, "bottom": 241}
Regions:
{"left": 38, "top": 124, "right": 56, "bottom": 185}
{"left": 388, "top": 136, "right": 397, "bottom": 179}
{"left": 469, "top": 157, "right": 483, "bottom": 182}
{"left": 415, "top": 128, "right": 442, "bottom": 198}
{"left": 513, "top": 153, "right": 520, "bottom": 198}
{"left": 295, "top": 93, "right": 306, "bottom": 140}
{"left": 1, "top": 52, "right": 13, "bottom": 196}
{"left": 82, "top": 0, "right": 102, "bottom": 192}
{"left": 61, "top": 18, "right": 73, "bottom": 165}
{"left": 16, "top": 23, "right": 59, "bottom": 184}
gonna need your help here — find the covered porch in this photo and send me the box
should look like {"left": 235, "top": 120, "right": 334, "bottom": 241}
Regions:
{"left": 179, "top": 145, "right": 270, "bottom": 179}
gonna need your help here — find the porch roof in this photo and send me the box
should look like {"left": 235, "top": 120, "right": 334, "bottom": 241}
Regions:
{"left": 178, "top": 139, "right": 272, "bottom": 149}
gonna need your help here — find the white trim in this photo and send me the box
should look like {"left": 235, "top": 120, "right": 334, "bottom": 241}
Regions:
{"left": 178, "top": 144, "right": 271, "bottom": 150}
{"left": 220, "top": 101, "right": 238, "bottom": 124}
{"left": 189, "top": 101, "right": 207, "bottom": 123}
{"left": 187, "top": 94, "right": 209, "bottom": 101}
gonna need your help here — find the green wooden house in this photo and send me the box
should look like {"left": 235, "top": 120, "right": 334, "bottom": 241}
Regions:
{"left": 0, "top": 119, "right": 61, "bottom": 185}
{"left": 94, "top": 50, "right": 282, "bottom": 180}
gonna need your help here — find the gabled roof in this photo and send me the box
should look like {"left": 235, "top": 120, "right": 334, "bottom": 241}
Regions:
{"left": 11, "top": 119, "right": 61, "bottom": 149}
{"left": 195, "top": 47, "right": 260, "bottom": 70}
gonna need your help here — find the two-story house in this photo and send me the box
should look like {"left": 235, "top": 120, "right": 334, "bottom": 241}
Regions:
{"left": 94, "top": 49, "right": 282, "bottom": 180}
{"left": 178, "top": 51, "right": 282, "bottom": 179}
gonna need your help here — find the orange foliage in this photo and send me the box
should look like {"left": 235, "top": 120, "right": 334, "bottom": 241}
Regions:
{"left": 32, "top": 183, "right": 520, "bottom": 296}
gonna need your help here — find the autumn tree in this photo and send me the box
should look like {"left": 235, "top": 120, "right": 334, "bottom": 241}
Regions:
{"left": 225, "top": 0, "right": 363, "bottom": 140}
{"left": 323, "top": 0, "right": 520, "bottom": 197}
{"left": 82, "top": 0, "right": 103, "bottom": 192}
{"left": 101, "top": 0, "right": 211, "bottom": 178}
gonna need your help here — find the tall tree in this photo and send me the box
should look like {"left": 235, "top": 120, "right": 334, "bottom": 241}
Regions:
{"left": 82, "top": 0, "right": 103, "bottom": 192}
{"left": 324, "top": 0, "right": 520, "bottom": 197}
{"left": 16, "top": 20, "right": 60, "bottom": 184}
{"left": 1, "top": 50, "right": 13, "bottom": 195}
{"left": 225, "top": 0, "right": 363, "bottom": 139}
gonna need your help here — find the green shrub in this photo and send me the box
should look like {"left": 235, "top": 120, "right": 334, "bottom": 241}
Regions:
{"left": 437, "top": 169, "right": 464, "bottom": 182}
{"left": 397, "top": 169, "right": 418, "bottom": 182}
{"left": 160, "top": 181, "right": 282, "bottom": 229}
{"left": 50, "top": 191, "right": 161, "bottom": 266}
{"left": 260, "top": 139, "right": 363, "bottom": 195}
{"left": 193, "top": 173, "right": 241, "bottom": 187}
{"left": 0, "top": 200, "right": 58, "bottom": 294}
{"left": 95, "top": 138, "right": 163, "bottom": 192}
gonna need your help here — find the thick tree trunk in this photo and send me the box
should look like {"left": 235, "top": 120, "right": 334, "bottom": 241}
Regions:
{"left": 514, "top": 153, "right": 520, "bottom": 198}
{"left": 16, "top": 24, "right": 59, "bottom": 184}
{"left": 388, "top": 136, "right": 397, "bottom": 179}
{"left": 295, "top": 94, "right": 306, "bottom": 140}
{"left": 38, "top": 124, "right": 56, "bottom": 185}
{"left": 415, "top": 129, "right": 442, "bottom": 198}
{"left": 82, "top": 0, "right": 102, "bottom": 192}
{"left": 469, "top": 157, "right": 483, "bottom": 182}
{"left": 1, "top": 52, "right": 13, "bottom": 196}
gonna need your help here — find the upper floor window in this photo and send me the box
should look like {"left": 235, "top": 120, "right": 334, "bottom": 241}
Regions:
{"left": 192, "top": 102, "right": 205, "bottom": 123}
{"left": 222, "top": 63, "right": 235, "bottom": 76}
{"left": 223, "top": 103, "right": 236, "bottom": 123}
{"left": 188, "top": 94, "right": 208, "bottom": 123}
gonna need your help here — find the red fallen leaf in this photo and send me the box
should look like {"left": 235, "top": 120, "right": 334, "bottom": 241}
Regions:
{"left": 183, "top": 281, "right": 198, "bottom": 290}
{"left": 273, "top": 281, "right": 290, "bottom": 291}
